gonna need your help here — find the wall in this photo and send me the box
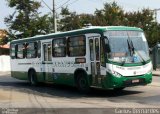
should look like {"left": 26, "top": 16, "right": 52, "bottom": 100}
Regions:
{"left": 0, "top": 55, "right": 11, "bottom": 72}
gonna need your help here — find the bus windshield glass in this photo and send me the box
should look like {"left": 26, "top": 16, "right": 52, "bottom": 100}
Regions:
{"left": 104, "top": 31, "right": 150, "bottom": 64}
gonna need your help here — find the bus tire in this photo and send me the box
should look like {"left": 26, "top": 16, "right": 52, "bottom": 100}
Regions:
{"left": 76, "top": 72, "right": 90, "bottom": 93}
{"left": 28, "top": 70, "right": 38, "bottom": 86}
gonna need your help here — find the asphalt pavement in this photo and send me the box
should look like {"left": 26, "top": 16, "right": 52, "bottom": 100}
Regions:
{"left": 0, "top": 71, "right": 160, "bottom": 114}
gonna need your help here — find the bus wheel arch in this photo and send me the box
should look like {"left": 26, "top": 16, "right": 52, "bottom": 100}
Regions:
{"left": 74, "top": 69, "right": 90, "bottom": 93}
{"left": 28, "top": 68, "right": 38, "bottom": 86}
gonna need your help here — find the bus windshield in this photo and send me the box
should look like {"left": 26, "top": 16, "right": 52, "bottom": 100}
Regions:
{"left": 104, "top": 31, "right": 150, "bottom": 64}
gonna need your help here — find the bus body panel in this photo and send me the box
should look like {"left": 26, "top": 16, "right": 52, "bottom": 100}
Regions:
{"left": 10, "top": 26, "right": 152, "bottom": 90}
{"left": 102, "top": 72, "right": 152, "bottom": 89}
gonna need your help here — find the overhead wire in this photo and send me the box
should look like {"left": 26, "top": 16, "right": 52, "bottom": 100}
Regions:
{"left": 55, "top": 0, "right": 79, "bottom": 10}
{"left": 65, "top": 0, "right": 79, "bottom": 7}
{"left": 40, "top": 0, "right": 80, "bottom": 13}
{"left": 55, "top": 0, "right": 71, "bottom": 10}
{"left": 41, "top": 0, "right": 52, "bottom": 12}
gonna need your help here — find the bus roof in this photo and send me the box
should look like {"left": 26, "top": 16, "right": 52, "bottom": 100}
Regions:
{"left": 11, "top": 26, "right": 143, "bottom": 44}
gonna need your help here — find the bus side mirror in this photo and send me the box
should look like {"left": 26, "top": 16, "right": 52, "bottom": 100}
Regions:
{"left": 104, "top": 37, "right": 111, "bottom": 53}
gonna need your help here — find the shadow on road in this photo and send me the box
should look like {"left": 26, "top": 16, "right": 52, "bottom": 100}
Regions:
{"left": 0, "top": 75, "right": 143, "bottom": 99}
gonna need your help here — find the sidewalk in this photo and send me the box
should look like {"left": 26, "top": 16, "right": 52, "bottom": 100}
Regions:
{"left": 152, "top": 69, "right": 160, "bottom": 76}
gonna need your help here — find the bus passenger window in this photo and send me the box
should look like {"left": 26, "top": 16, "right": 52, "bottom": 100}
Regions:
{"left": 89, "top": 39, "right": 94, "bottom": 61}
{"left": 48, "top": 44, "right": 52, "bottom": 61}
{"left": 17, "top": 44, "right": 25, "bottom": 59}
{"left": 100, "top": 39, "right": 105, "bottom": 66}
{"left": 68, "top": 35, "right": 86, "bottom": 57}
{"left": 10, "top": 44, "right": 16, "bottom": 59}
{"left": 95, "top": 38, "right": 100, "bottom": 60}
{"left": 52, "top": 38, "right": 66, "bottom": 57}
{"left": 43, "top": 44, "right": 47, "bottom": 61}
{"left": 37, "top": 41, "right": 41, "bottom": 58}
{"left": 26, "top": 42, "right": 37, "bottom": 58}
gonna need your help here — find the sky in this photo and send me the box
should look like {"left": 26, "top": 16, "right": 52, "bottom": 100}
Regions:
{"left": 0, "top": 0, "right": 160, "bottom": 29}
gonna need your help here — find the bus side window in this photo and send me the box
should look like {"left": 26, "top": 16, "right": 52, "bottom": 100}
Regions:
{"left": 17, "top": 44, "right": 25, "bottom": 59}
{"left": 10, "top": 44, "right": 16, "bottom": 59}
{"left": 100, "top": 38, "right": 106, "bottom": 67}
{"left": 68, "top": 35, "right": 86, "bottom": 57}
{"left": 26, "top": 42, "right": 37, "bottom": 58}
{"left": 89, "top": 39, "right": 94, "bottom": 61}
{"left": 95, "top": 38, "right": 100, "bottom": 60}
{"left": 34, "top": 42, "right": 38, "bottom": 57}
{"left": 37, "top": 41, "right": 41, "bottom": 58}
{"left": 52, "top": 38, "right": 66, "bottom": 57}
{"left": 15, "top": 44, "right": 18, "bottom": 58}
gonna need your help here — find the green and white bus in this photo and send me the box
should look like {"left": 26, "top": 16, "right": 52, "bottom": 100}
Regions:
{"left": 10, "top": 26, "right": 152, "bottom": 92}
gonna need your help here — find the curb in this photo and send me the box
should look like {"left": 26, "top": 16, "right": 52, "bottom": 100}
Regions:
{"left": 149, "top": 82, "right": 160, "bottom": 87}
{"left": 152, "top": 73, "right": 160, "bottom": 77}
{"left": 152, "top": 70, "right": 160, "bottom": 77}
{"left": 153, "top": 75, "right": 160, "bottom": 77}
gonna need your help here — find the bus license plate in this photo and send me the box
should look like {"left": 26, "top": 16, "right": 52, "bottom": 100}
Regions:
{"left": 132, "top": 79, "right": 139, "bottom": 83}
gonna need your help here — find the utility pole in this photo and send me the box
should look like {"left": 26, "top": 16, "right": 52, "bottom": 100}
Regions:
{"left": 53, "top": 0, "right": 57, "bottom": 33}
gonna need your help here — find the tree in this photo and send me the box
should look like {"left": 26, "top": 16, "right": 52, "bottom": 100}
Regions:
{"left": 58, "top": 7, "right": 80, "bottom": 31}
{"left": 0, "top": 30, "right": 8, "bottom": 45}
{"left": 93, "top": 2, "right": 160, "bottom": 46}
{"left": 124, "top": 9, "right": 160, "bottom": 46}
{"left": 58, "top": 7, "right": 95, "bottom": 31}
{"left": 78, "top": 14, "right": 94, "bottom": 27}
{"left": 94, "top": 2, "right": 124, "bottom": 26}
{"left": 5, "top": 0, "right": 54, "bottom": 39}
{"left": 5, "top": 1, "right": 160, "bottom": 46}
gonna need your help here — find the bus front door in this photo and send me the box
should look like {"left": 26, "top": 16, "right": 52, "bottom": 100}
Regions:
{"left": 42, "top": 41, "right": 53, "bottom": 82}
{"left": 89, "top": 37, "right": 101, "bottom": 86}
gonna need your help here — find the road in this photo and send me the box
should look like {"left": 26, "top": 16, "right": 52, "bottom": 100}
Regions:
{"left": 0, "top": 72, "right": 160, "bottom": 113}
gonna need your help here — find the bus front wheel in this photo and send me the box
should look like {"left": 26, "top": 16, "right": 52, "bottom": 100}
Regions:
{"left": 76, "top": 73, "right": 90, "bottom": 93}
{"left": 28, "top": 70, "right": 38, "bottom": 86}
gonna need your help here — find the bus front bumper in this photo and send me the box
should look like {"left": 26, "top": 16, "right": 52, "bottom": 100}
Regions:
{"left": 102, "top": 72, "right": 152, "bottom": 89}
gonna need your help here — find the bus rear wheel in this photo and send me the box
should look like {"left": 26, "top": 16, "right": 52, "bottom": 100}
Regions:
{"left": 76, "top": 73, "right": 90, "bottom": 93}
{"left": 28, "top": 70, "right": 38, "bottom": 86}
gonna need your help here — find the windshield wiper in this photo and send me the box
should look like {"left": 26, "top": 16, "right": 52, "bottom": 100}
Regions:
{"left": 130, "top": 40, "right": 146, "bottom": 64}
{"left": 126, "top": 32, "right": 146, "bottom": 64}
{"left": 120, "top": 39, "right": 132, "bottom": 66}
{"left": 127, "top": 39, "right": 133, "bottom": 56}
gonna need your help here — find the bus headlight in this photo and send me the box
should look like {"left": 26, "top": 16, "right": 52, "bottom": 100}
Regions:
{"left": 147, "top": 67, "right": 152, "bottom": 74}
{"left": 112, "top": 71, "right": 122, "bottom": 78}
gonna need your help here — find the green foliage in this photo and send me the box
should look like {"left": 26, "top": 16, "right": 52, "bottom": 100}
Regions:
{"left": 4, "top": 1, "right": 160, "bottom": 47}
{"left": 94, "top": 2, "right": 124, "bottom": 26}
{"left": 0, "top": 37, "right": 8, "bottom": 45}
{"left": 124, "top": 9, "right": 159, "bottom": 47}
{"left": 58, "top": 2, "right": 160, "bottom": 47}
{"left": 58, "top": 7, "right": 80, "bottom": 31}
{"left": 5, "top": 0, "right": 53, "bottom": 39}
